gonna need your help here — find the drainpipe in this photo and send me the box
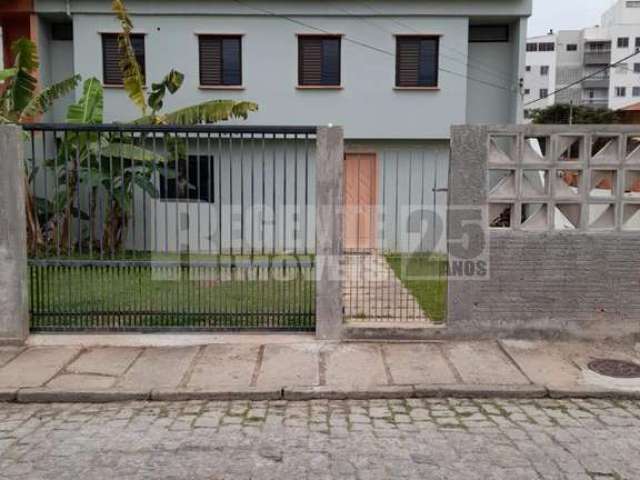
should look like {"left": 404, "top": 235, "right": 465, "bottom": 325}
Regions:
{"left": 66, "top": 0, "right": 72, "bottom": 18}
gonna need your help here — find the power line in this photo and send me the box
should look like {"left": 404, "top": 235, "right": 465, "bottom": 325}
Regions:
{"left": 232, "top": 0, "right": 515, "bottom": 93}
{"left": 524, "top": 49, "right": 640, "bottom": 106}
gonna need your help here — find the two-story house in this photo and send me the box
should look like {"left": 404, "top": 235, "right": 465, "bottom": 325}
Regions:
{"left": 26, "top": 0, "right": 530, "bottom": 254}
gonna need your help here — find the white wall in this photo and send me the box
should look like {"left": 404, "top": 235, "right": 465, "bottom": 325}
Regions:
{"left": 523, "top": 33, "right": 556, "bottom": 111}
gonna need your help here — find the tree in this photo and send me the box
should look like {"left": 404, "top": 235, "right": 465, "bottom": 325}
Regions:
{"left": 530, "top": 104, "right": 621, "bottom": 125}
{"left": 111, "top": 0, "right": 258, "bottom": 124}
{"left": 0, "top": 38, "right": 81, "bottom": 124}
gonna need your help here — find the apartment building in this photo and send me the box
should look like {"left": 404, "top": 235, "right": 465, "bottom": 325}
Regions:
{"left": 524, "top": 0, "right": 640, "bottom": 117}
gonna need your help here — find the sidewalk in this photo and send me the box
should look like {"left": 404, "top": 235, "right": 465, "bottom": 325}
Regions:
{"left": 0, "top": 335, "right": 639, "bottom": 402}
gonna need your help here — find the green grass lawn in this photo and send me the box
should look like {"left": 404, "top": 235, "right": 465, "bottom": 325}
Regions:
{"left": 29, "top": 261, "right": 315, "bottom": 330}
{"left": 384, "top": 253, "right": 448, "bottom": 324}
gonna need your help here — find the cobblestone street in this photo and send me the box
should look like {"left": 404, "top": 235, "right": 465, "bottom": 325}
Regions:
{"left": 0, "top": 398, "right": 638, "bottom": 479}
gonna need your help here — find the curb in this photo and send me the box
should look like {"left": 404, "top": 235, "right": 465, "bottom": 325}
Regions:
{"left": 548, "top": 387, "right": 640, "bottom": 400}
{"left": 150, "top": 388, "right": 282, "bottom": 402}
{"left": 1, "top": 384, "right": 640, "bottom": 403}
{"left": 0, "top": 390, "right": 17, "bottom": 402}
{"left": 284, "top": 385, "right": 416, "bottom": 401}
{"left": 15, "top": 388, "right": 150, "bottom": 403}
{"left": 413, "top": 384, "right": 549, "bottom": 399}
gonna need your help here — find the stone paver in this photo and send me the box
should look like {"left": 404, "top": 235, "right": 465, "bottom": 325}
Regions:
{"left": 257, "top": 344, "right": 319, "bottom": 388}
{"left": 0, "top": 347, "right": 80, "bottom": 388}
{"left": 324, "top": 343, "right": 389, "bottom": 388}
{"left": 501, "top": 340, "right": 585, "bottom": 390}
{"left": 117, "top": 346, "right": 199, "bottom": 390}
{"left": 443, "top": 341, "right": 530, "bottom": 385}
{"left": 47, "top": 373, "right": 116, "bottom": 390}
{"left": 0, "top": 348, "right": 22, "bottom": 368}
{"left": 188, "top": 344, "right": 259, "bottom": 390}
{"left": 0, "top": 398, "right": 638, "bottom": 479}
{"left": 66, "top": 347, "right": 141, "bottom": 377}
{"left": 383, "top": 343, "right": 458, "bottom": 385}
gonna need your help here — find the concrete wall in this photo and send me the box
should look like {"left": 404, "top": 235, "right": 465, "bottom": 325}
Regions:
{"left": 447, "top": 125, "right": 640, "bottom": 340}
{"left": 0, "top": 127, "right": 29, "bottom": 344}
{"left": 34, "top": 0, "right": 530, "bottom": 138}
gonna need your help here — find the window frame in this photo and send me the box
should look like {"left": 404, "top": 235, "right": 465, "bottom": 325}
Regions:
{"left": 394, "top": 34, "right": 441, "bottom": 90}
{"left": 101, "top": 32, "right": 146, "bottom": 87}
{"left": 618, "top": 37, "right": 630, "bottom": 48}
{"left": 615, "top": 86, "right": 627, "bottom": 97}
{"left": 468, "top": 25, "right": 509, "bottom": 43}
{"left": 526, "top": 43, "right": 538, "bottom": 52}
{"left": 540, "top": 88, "right": 549, "bottom": 98}
{"left": 566, "top": 44, "right": 578, "bottom": 52}
{"left": 197, "top": 33, "right": 244, "bottom": 89}
{"left": 540, "top": 65, "right": 549, "bottom": 76}
{"left": 296, "top": 33, "right": 343, "bottom": 89}
{"left": 633, "top": 86, "right": 640, "bottom": 97}
{"left": 158, "top": 155, "right": 216, "bottom": 203}
{"left": 538, "top": 42, "right": 555, "bottom": 52}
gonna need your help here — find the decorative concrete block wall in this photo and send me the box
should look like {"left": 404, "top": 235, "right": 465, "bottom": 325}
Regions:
{"left": 448, "top": 125, "right": 640, "bottom": 340}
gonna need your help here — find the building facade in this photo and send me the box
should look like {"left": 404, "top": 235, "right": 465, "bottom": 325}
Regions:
{"left": 24, "top": 0, "right": 531, "bottom": 256}
{"left": 524, "top": 0, "right": 640, "bottom": 118}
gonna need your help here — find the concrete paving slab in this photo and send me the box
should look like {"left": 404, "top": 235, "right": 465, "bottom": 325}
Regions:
{"left": 47, "top": 373, "right": 116, "bottom": 390}
{"left": 550, "top": 341, "right": 640, "bottom": 392}
{"left": 67, "top": 347, "right": 141, "bottom": 377}
{"left": 187, "top": 344, "right": 259, "bottom": 390}
{"left": 382, "top": 343, "right": 457, "bottom": 385}
{"left": 0, "top": 347, "right": 79, "bottom": 388}
{"left": 324, "top": 343, "right": 389, "bottom": 388}
{"left": 442, "top": 341, "right": 530, "bottom": 385}
{"left": 257, "top": 344, "right": 320, "bottom": 388}
{"left": 500, "top": 340, "right": 584, "bottom": 390}
{"left": 117, "top": 346, "right": 199, "bottom": 390}
{"left": 0, "top": 347, "right": 23, "bottom": 368}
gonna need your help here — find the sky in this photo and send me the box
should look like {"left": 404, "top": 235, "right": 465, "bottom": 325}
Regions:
{"left": 528, "top": 0, "right": 616, "bottom": 37}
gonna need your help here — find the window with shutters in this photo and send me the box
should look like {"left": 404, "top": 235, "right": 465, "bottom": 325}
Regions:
{"left": 159, "top": 156, "right": 215, "bottom": 203}
{"left": 395, "top": 36, "right": 439, "bottom": 88}
{"left": 198, "top": 35, "right": 242, "bottom": 87}
{"left": 102, "top": 33, "right": 145, "bottom": 86}
{"left": 297, "top": 35, "right": 341, "bottom": 87}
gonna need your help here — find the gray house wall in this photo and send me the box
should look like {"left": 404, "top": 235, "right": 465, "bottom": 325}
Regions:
{"left": 34, "top": 0, "right": 531, "bottom": 138}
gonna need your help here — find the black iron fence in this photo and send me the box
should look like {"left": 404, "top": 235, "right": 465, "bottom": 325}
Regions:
{"left": 24, "top": 124, "right": 317, "bottom": 331}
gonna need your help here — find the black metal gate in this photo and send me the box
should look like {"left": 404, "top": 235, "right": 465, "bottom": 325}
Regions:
{"left": 24, "top": 124, "right": 316, "bottom": 331}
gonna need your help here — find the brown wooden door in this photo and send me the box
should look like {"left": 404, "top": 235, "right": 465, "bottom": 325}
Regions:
{"left": 344, "top": 153, "right": 377, "bottom": 251}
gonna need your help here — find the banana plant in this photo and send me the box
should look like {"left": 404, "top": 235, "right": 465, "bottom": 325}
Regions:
{"left": 46, "top": 77, "right": 167, "bottom": 253}
{"left": 0, "top": 38, "right": 81, "bottom": 124}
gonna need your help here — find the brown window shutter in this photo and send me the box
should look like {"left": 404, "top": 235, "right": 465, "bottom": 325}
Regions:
{"left": 396, "top": 38, "right": 420, "bottom": 87}
{"left": 199, "top": 36, "right": 223, "bottom": 86}
{"left": 102, "top": 33, "right": 145, "bottom": 85}
{"left": 299, "top": 37, "right": 323, "bottom": 85}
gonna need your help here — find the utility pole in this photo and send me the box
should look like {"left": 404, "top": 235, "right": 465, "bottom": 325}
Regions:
{"left": 569, "top": 101, "right": 574, "bottom": 125}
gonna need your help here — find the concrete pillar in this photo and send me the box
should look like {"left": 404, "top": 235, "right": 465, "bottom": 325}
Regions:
{"left": 315, "top": 126, "right": 344, "bottom": 340}
{"left": 0, "top": 126, "right": 29, "bottom": 344}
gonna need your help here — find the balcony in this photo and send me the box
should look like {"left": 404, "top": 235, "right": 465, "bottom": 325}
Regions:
{"left": 584, "top": 50, "right": 611, "bottom": 65}
{"left": 580, "top": 98, "right": 609, "bottom": 108}
{"left": 581, "top": 76, "right": 610, "bottom": 89}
